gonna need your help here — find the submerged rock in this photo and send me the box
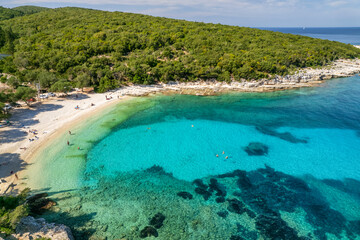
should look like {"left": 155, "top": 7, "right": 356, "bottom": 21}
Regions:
{"left": 215, "top": 197, "right": 225, "bottom": 203}
{"left": 195, "top": 187, "right": 212, "bottom": 200}
{"left": 13, "top": 216, "right": 74, "bottom": 240}
{"left": 145, "top": 165, "right": 173, "bottom": 177}
{"left": 177, "top": 191, "right": 193, "bottom": 200}
{"left": 256, "top": 126, "right": 308, "bottom": 144}
{"left": 139, "top": 226, "right": 158, "bottom": 238}
{"left": 217, "top": 210, "right": 229, "bottom": 219}
{"left": 149, "top": 213, "right": 166, "bottom": 229}
{"left": 227, "top": 199, "right": 246, "bottom": 215}
{"left": 209, "top": 178, "right": 227, "bottom": 197}
{"left": 237, "top": 171, "right": 253, "bottom": 189}
{"left": 243, "top": 142, "right": 269, "bottom": 156}
{"left": 236, "top": 223, "right": 259, "bottom": 239}
{"left": 217, "top": 170, "right": 246, "bottom": 178}
{"left": 230, "top": 235, "right": 246, "bottom": 240}
{"left": 193, "top": 179, "right": 208, "bottom": 189}
{"left": 255, "top": 212, "right": 304, "bottom": 240}
{"left": 193, "top": 179, "right": 212, "bottom": 200}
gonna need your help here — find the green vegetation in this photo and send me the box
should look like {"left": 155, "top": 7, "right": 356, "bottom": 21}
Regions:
{"left": 0, "top": 7, "right": 22, "bottom": 21}
{"left": 0, "top": 6, "right": 360, "bottom": 94}
{"left": 14, "top": 86, "right": 37, "bottom": 106}
{"left": 0, "top": 6, "right": 47, "bottom": 21}
{"left": 0, "top": 189, "right": 30, "bottom": 234}
{"left": 12, "top": 6, "right": 48, "bottom": 15}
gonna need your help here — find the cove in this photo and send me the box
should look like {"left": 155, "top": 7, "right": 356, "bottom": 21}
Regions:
{"left": 86, "top": 75, "right": 360, "bottom": 183}
{"left": 26, "top": 75, "right": 360, "bottom": 240}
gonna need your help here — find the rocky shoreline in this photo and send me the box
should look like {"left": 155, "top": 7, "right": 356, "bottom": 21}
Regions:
{"left": 117, "top": 58, "right": 360, "bottom": 96}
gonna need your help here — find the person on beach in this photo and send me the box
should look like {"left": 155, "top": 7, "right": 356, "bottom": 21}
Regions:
{"left": 67, "top": 141, "right": 69, "bottom": 145}
{"left": 78, "top": 147, "right": 80, "bottom": 150}
{"left": 69, "top": 131, "right": 71, "bottom": 135}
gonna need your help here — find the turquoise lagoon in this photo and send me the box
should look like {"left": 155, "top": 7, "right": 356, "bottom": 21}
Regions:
{"left": 27, "top": 76, "right": 360, "bottom": 239}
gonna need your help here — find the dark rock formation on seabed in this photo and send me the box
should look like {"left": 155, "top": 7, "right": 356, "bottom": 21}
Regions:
{"left": 243, "top": 142, "right": 269, "bottom": 156}
{"left": 256, "top": 126, "right": 308, "bottom": 144}
{"left": 39, "top": 165, "right": 360, "bottom": 240}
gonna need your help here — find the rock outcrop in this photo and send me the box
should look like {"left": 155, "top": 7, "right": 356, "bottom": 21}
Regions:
{"left": 12, "top": 216, "right": 74, "bottom": 240}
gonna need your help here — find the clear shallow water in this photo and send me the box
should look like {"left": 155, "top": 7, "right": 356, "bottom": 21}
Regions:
{"left": 29, "top": 76, "right": 360, "bottom": 239}
{"left": 259, "top": 27, "right": 360, "bottom": 45}
{"left": 87, "top": 76, "right": 360, "bottom": 183}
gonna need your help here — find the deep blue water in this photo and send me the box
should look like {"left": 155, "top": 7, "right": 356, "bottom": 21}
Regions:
{"left": 259, "top": 27, "right": 360, "bottom": 45}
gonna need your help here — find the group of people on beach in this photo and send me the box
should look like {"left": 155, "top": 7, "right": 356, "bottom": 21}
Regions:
{"left": 27, "top": 128, "right": 39, "bottom": 142}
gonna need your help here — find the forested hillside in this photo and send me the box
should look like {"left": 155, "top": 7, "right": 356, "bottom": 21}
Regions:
{"left": 0, "top": 6, "right": 47, "bottom": 21}
{"left": 1, "top": 7, "right": 360, "bottom": 92}
{"left": 12, "top": 6, "right": 48, "bottom": 15}
{"left": 0, "top": 7, "right": 22, "bottom": 21}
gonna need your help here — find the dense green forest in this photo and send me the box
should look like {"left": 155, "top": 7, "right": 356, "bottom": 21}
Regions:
{"left": 0, "top": 6, "right": 47, "bottom": 21}
{"left": 0, "top": 6, "right": 360, "bottom": 94}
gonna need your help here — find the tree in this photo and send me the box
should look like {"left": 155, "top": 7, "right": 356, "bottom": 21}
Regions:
{"left": 38, "top": 71, "right": 57, "bottom": 89}
{"left": 50, "top": 80, "right": 72, "bottom": 95}
{"left": 74, "top": 73, "right": 92, "bottom": 88}
{"left": 14, "top": 87, "right": 37, "bottom": 106}
{"left": 6, "top": 76, "right": 20, "bottom": 88}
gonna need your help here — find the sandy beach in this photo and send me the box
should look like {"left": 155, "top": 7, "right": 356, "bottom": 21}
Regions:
{"left": 0, "top": 91, "right": 128, "bottom": 194}
{"left": 1, "top": 57, "right": 360, "bottom": 194}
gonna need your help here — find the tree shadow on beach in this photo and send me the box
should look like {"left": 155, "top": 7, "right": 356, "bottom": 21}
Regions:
{"left": 0, "top": 153, "right": 28, "bottom": 179}
{"left": 69, "top": 93, "right": 90, "bottom": 100}
{"left": 0, "top": 103, "right": 63, "bottom": 144}
{"left": 0, "top": 128, "right": 28, "bottom": 144}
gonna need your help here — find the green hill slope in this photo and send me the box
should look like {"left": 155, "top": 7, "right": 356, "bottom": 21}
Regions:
{"left": 1, "top": 7, "right": 360, "bottom": 92}
{"left": 0, "top": 6, "right": 23, "bottom": 21}
{"left": 12, "top": 5, "right": 49, "bottom": 15}
{"left": 0, "top": 5, "right": 48, "bottom": 21}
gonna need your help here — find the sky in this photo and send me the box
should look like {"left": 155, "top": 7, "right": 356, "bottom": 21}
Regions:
{"left": 1, "top": 0, "right": 360, "bottom": 27}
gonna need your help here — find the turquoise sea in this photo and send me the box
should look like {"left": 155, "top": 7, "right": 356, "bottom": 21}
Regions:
{"left": 25, "top": 29, "right": 360, "bottom": 239}
{"left": 27, "top": 75, "right": 360, "bottom": 239}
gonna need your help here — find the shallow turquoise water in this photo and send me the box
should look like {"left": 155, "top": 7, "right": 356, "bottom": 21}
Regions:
{"left": 87, "top": 75, "right": 360, "bottom": 183}
{"left": 33, "top": 75, "right": 360, "bottom": 239}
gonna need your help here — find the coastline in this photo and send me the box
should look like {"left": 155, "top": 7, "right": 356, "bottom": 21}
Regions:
{"left": 0, "top": 92, "right": 131, "bottom": 194}
{"left": 117, "top": 58, "right": 360, "bottom": 96}
{"left": 1, "top": 57, "right": 360, "bottom": 194}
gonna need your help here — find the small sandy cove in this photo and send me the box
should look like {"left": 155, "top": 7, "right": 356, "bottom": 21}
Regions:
{"left": 1, "top": 58, "right": 360, "bottom": 194}
{"left": 0, "top": 91, "right": 129, "bottom": 194}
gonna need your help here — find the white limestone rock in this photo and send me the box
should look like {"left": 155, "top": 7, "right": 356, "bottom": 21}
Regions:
{"left": 12, "top": 216, "right": 74, "bottom": 240}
